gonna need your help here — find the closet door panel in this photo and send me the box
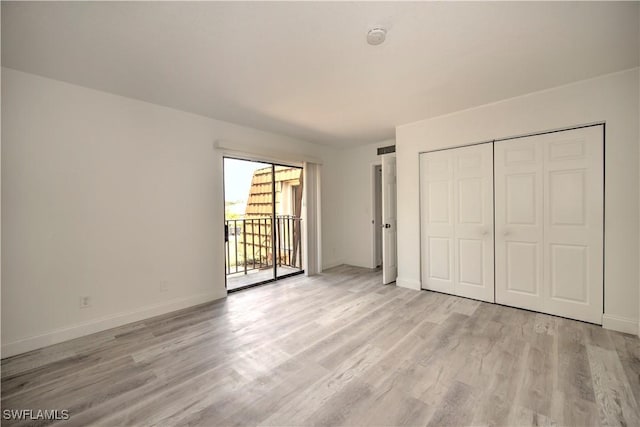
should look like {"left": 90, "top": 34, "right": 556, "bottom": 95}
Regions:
{"left": 495, "top": 139, "right": 544, "bottom": 311}
{"left": 543, "top": 126, "right": 603, "bottom": 323}
{"left": 495, "top": 126, "right": 603, "bottom": 324}
{"left": 453, "top": 144, "right": 494, "bottom": 302}
{"left": 420, "top": 143, "right": 494, "bottom": 302}
{"left": 420, "top": 151, "right": 454, "bottom": 294}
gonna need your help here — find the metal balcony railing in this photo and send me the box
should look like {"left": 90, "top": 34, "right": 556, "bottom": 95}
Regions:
{"left": 225, "top": 215, "right": 303, "bottom": 276}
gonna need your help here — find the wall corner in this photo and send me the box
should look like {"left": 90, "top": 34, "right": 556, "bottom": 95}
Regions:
{"left": 396, "top": 277, "right": 421, "bottom": 291}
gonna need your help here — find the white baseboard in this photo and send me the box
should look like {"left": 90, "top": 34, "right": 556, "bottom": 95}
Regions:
{"left": 396, "top": 277, "right": 421, "bottom": 291}
{"left": 2, "top": 290, "right": 227, "bottom": 358}
{"left": 321, "top": 260, "right": 344, "bottom": 271}
{"left": 602, "top": 314, "right": 639, "bottom": 335}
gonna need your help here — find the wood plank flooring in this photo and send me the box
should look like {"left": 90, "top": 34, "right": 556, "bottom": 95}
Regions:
{"left": 2, "top": 265, "right": 639, "bottom": 426}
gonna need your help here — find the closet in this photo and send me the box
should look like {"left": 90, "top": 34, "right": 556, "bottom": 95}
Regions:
{"left": 419, "top": 125, "right": 604, "bottom": 324}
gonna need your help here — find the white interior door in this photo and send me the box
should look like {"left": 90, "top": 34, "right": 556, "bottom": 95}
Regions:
{"left": 382, "top": 154, "right": 397, "bottom": 284}
{"left": 420, "top": 143, "right": 494, "bottom": 302}
{"left": 495, "top": 126, "right": 603, "bottom": 324}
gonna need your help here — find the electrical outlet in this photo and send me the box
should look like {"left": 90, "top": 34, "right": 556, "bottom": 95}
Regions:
{"left": 159, "top": 280, "right": 169, "bottom": 293}
{"left": 79, "top": 296, "right": 91, "bottom": 309}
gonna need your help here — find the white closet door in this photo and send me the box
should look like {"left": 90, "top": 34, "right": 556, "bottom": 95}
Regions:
{"left": 420, "top": 149, "right": 455, "bottom": 294}
{"left": 420, "top": 143, "right": 494, "bottom": 302}
{"left": 453, "top": 144, "right": 495, "bottom": 302}
{"left": 495, "top": 126, "right": 603, "bottom": 324}
{"left": 543, "top": 127, "right": 603, "bottom": 323}
{"left": 494, "top": 138, "right": 545, "bottom": 312}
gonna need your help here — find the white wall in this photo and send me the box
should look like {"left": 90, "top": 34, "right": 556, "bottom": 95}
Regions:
{"left": 1, "top": 68, "right": 341, "bottom": 356}
{"left": 338, "top": 140, "right": 394, "bottom": 268}
{"left": 396, "top": 68, "right": 640, "bottom": 334}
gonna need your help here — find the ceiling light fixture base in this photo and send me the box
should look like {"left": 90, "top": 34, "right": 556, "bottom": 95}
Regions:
{"left": 367, "top": 27, "right": 387, "bottom": 46}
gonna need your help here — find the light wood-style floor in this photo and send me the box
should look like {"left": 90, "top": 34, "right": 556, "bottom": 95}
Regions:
{"left": 2, "top": 265, "right": 640, "bottom": 426}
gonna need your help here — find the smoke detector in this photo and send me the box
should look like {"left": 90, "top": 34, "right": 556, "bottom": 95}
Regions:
{"left": 367, "top": 27, "right": 387, "bottom": 46}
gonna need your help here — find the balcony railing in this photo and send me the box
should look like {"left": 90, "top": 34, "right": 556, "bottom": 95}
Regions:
{"left": 225, "top": 215, "right": 303, "bottom": 276}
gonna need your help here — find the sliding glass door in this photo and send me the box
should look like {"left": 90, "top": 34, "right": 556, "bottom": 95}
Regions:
{"left": 274, "top": 165, "right": 304, "bottom": 278}
{"left": 223, "top": 157, "right": 304, "bottom": 291}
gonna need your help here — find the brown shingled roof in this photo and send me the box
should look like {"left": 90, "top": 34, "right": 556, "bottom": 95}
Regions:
{"left": 245, "top": 166, "right": 302, "bottom": 217}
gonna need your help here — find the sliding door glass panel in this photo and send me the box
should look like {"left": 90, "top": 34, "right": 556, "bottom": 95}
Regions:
{"left": 224, "top": 158, "right": 275, "bottom": 290}
{"left": 274, "top": 165, "right": 304, "bottom": 278}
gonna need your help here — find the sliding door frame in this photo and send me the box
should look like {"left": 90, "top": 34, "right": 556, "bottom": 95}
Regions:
{"left": 223, "top": 156, "right": 305, "bottom": 293}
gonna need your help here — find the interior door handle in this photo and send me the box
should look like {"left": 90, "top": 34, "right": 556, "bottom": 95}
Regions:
{"left": 383, "top": 224, "right": 391, "bottom": 229}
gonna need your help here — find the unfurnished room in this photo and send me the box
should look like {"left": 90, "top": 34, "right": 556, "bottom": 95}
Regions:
{"left": 1, "top": 1, "right": 640, "bottom": 426}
